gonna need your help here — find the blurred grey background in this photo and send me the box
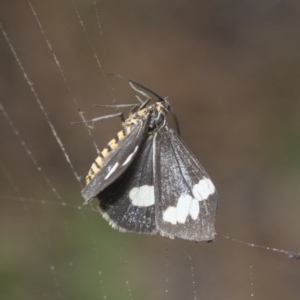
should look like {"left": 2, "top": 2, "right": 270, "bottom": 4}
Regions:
{"left": 1, "top": 0, "right": 300, "bottom": 299}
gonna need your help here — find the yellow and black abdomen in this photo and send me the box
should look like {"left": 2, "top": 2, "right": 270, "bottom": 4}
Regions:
{"left": 85, "top": 127, "right": 129, "bottom": 185}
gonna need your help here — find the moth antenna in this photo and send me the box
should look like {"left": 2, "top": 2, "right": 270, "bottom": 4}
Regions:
{"left": 108, "top": 74, "right": 181, "bottom": 135}
{"left": 108, "top": 73, "right": 166, "bottom": 102}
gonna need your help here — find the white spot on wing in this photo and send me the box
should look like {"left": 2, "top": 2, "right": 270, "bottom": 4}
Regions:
{"left": 189, "top": 199, "right": 199, "bottom": 220}
{"left": 193, "top": 177, "right": 215, "bottom": 201}
{"left": 163, "top": 206, "right": 177, "bottom": 225}
{"left": 122, "top": 146, "right": 139, "bottom": 166}
{"left": 129, "top": 185, "right": 155, "bottom": 207}
{"left": 163, "top": 177, "right": 215, "bottom": 224}
{"left": 176, "top": 195, "right": 192, "bottom": 223}
{"left": 104, "top": 162, "right": 119, "bottom": 180}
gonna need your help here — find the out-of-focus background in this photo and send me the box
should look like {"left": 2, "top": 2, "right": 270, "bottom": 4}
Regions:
{"left": 1, "top": 1, "right": 300, "bottom": 299}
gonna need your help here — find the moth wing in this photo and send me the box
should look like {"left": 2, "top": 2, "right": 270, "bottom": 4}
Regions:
{"left": 82, "top": 114, "right": 151, "bottom": 203}
{"left": 97, "top": 135, "right": 157, "bottom": 234}
{"left": 154, "top": 127, "right": 218, "bottom": 241}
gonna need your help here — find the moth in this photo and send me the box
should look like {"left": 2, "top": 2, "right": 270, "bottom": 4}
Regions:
{"left": 81, "top": 78, "right": 218, "bottom": 241}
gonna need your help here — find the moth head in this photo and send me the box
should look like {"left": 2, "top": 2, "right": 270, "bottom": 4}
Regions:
{"left": 158, "top": 97, "right": 170, "bottom": 111}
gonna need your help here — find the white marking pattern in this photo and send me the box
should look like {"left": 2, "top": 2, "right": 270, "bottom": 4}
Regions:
{"left": 163, "top": 177, "right": 215, "bottom": 224}
{"left": 129, "top": 185, "right": 155, "bottom": 207}
{"left": 122, "top": 145, "right": 139, "bottom": 166}
{"left": 104, "top": 162, "right": 119, "bottom": 180}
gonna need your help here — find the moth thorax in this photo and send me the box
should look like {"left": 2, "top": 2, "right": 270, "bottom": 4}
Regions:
{"left": 148, "top": 105, "right": 168, "bottom": 132}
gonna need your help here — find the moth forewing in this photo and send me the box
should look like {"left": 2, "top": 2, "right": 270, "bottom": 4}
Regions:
{"left": 154, "top": 127, "right": 218, "bottom": 241}
{"left": 81, "top": 113, "right": 151, "bottom": 203}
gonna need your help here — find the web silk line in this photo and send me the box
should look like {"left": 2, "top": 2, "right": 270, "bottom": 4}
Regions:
{"left": 0, "top": 102, "right": 63, "bottom": 202}
{"left": 94, "top": 0, "right": 104, "bottom": 37}
{"left": 27, "top": 0, "right": 101, "bottom": 156}
{"left": 70, "top": 1, "right": 121, "bottom": 113}
{"left": 0, "top": 22, "right": 82, "bottom": 185}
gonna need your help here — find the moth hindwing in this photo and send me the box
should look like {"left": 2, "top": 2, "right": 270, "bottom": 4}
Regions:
{"left": 81, "top": 84, "right": 218, "bottom": 242}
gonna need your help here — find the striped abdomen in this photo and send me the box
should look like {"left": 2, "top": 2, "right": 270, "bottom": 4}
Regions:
{"left": 85, "top": 127, "right": 128, "bottom": 184}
